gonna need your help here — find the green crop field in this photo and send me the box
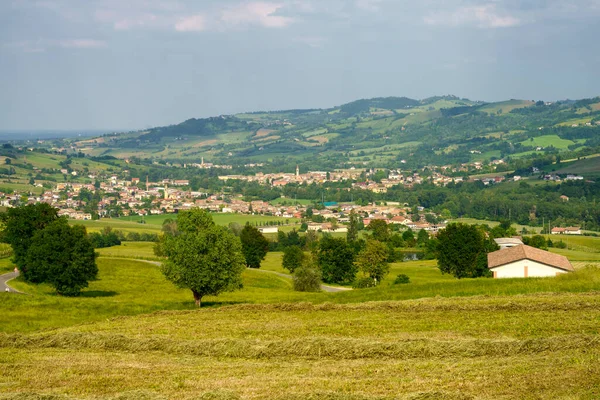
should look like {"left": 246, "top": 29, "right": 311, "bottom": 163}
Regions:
{"left": 518, "top": 135, "right": 576, "bottom": 150}
{"left": 118, "top": 213, "right": 300, "bottom": 227}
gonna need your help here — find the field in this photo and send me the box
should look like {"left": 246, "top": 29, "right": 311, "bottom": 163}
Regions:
{"left": 118, "top": 213, "right": 299, "bottom": 227}
{"left": 3, "top": 233, "right": 600, "bottom": 398}
{"left": 555, "top": 157, "right": 600, "bottom": 176}
{"left": 2, "top": 262, "right": 600, "bottom": 398}
{"left": 518, "top": 135, "right": 575, "bottom": 150}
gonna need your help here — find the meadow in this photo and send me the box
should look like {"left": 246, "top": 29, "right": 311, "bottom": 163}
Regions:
{"left": 2, "top": 236, "right": 600, "bottom": 398}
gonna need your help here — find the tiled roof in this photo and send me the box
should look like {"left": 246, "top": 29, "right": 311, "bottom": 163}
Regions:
{"left": 487, "top": 244, "right": 574, "bottom": 272}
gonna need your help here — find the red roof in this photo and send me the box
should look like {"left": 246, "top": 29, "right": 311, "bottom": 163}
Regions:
{"left": 488, "top": 245, "right": 573, "bottom": 272}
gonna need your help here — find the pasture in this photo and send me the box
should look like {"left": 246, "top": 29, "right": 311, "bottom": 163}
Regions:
{"left": 2, "top": 236, "right": 600, "bottom": 398}
{"left": 2, "top": 270, "right": 600, "bottom": 398}
{"left": 118, "top": 213, "right": 299, "bottom": 227}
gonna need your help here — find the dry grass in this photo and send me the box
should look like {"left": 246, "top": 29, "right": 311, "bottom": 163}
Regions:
{"left": 1, "top": 293, "right": 600, "bottom": 399}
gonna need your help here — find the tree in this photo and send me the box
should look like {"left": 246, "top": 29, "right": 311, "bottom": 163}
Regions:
{"left": 416, "top": 229, "right": 429, "bottom": 247}
{"left": 25, "top": 219, "right": 98, "bottom": 296}
{"left": 402, "top": 229, "right": 415, "bottom": 246}
{"left": 240, "top": 224, "right": 269, "bottom": 268}
{"left": 159, "top": 209, "right": 246, "bottom": 307}
{"left": 524, "top": 235, "right": 548, "bottom": 250}
{"left": 282, "top": 245, "right": 304, "bottom": 273}
{"left": 0, "top": 203, "right": 59, "bottom": 280}
{"left": 368, "top": 219, "right": 390, "bottom": 242}
{"left": 317, "top": 236, "right": 356, "bottom": 284}
{"left": 293, "top": 255, "right": 321, "bottom": 292}
{"left": 228, "top": 222, "right": 243, "bottom": 236}
{"left": 162, "top": 218, "right": 179, "bottom": 236}
{"left": 347, "top": 210, "right": 359, "bottom": 243}
{"left": 436, "top": 223, "right": 495, "bottom": 279}
{"left": 355, "top": 240, "right": 389, "bottom": 282}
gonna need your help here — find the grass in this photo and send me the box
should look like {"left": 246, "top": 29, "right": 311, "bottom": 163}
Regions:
{"left": 3, "top": 247, "right": 600, "bottom": 398}
{"left": 95, "top": 242, "right": 159, "bottom": 260}
{"left": 2, "top": 288, "right": 600, "bottom": 398}
{"left": 518, "top": 135, "right": 575, "bottom": 150}
{"left": 118, "top": 213, "right": 300, "bottom": 227}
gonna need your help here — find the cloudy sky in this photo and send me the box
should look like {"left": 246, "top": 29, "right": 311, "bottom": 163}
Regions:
{"left": 2, "top": 0, "right": 600, "bottom": 130}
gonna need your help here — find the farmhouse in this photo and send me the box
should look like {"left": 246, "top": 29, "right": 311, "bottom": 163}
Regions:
{"left": 487, "top": 244, "right": 574, "bottom": 278}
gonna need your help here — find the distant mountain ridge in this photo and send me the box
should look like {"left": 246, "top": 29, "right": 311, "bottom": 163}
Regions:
{"left": 73, "top": 95, "right": 600, "bottom": 170}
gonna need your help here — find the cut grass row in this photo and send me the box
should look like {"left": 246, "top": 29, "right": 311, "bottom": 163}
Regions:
{"left": 1, "top": 291, "right": 599, "bottom": 399}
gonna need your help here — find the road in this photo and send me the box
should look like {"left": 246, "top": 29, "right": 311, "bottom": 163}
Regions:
{"left": 0, "top": 270, "right": 22, "bottom": 294}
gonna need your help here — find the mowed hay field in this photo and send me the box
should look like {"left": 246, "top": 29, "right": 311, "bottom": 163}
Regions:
{"left": 1, "top": 291, "right": 600, "bottom": 399}
{"left": 2, "top": 246, "right": 600, "bottom": 398}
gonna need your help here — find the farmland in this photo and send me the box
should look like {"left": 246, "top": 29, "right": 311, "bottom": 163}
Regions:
{"left": 2, "top": 230, "right": 600, "bottom": 399}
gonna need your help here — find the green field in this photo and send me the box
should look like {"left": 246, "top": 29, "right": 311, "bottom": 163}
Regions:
{"left": 555, "top": 157, "right": 600, "bottom": 176}
{"left": 2, "top": 258, "right": 600, "bottom": 398}
{"left": 518, "top": 135, "right": 576, "bottom": 150}
{"left": 118, "top": 213, "right": 300, "bottom": 227}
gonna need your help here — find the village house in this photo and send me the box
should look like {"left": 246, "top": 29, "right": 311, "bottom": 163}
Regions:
{"left": 487, "top": 244, "right": 574, "bottom": 278}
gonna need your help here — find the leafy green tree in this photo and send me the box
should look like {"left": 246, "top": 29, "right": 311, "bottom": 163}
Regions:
{"left": 317, "top": 236, "right": 356, "bottom": 284}
{"left": 293, "top": 255, "right": 321, "bottom": 292}
{"left": 24, "top": 219, "right": 97, "bottom": 296}
{"left": 347, "top": 210, "right": 359, "bottom": 243}
{"left": 282, "top": 245, "right": 304, "bottom": 273}
{"left": 368, "top": 219, "right": 390, "bottom": 242}
{"left": 162, "top": 218, "right": 179, "bottom": 236}
{"left": 402, "top": 229, "right": 415, "bottom": 246}
{"left": 436, "top": 223, "right": 495, "bottom": 279}
{"left": 0, "top": 203, "right": 58, "bottom": 280}
{"left": 523, "top": 235, "right": 548, "bottom": 250}
{"left": 240, "top": 224, "right": 269, "bottom": 269}
{"left": 159, "top": 209, "right": 246, "bottom": 307}
{"left": 416, "top": 229, "right": 429, "bottom": 247}
{"left": 355, "top": 240, "right": 389, "bottom": 282}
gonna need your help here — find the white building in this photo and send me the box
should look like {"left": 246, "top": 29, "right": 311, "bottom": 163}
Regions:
{"left": 493, "top": 237, "right": 524, "bottom": 250}
{"left": 487, "top": 245, "right": 574, "bottom": 278}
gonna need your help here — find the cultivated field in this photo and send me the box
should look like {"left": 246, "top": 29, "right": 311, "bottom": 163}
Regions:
{"left": 2, "top": 236, "right": 600, "bottom": 398}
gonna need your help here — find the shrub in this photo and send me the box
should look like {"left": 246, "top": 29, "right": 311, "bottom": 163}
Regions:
{"left": 293, "top": 257, "right": 321, "bottom": 292}
{"left": 393, "top": 274, "right": 411, "bottom": 284}
{"left": 352, "top": 277, "right": 376, "bottom": 289}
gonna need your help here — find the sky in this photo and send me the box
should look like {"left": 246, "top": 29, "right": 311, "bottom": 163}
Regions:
{"left": 1, "top": 0, "right": 600, "bottom": 131}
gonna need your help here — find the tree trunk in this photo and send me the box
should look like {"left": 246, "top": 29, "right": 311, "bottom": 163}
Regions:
{"left": 192, "top": 290, "right": 202, "bottom": 307}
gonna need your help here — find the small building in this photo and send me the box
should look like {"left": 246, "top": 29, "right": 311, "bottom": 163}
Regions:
{"left": 494, "top": 237, "right": 524, "bottom": 250}
{"left": 487, "top": 245, "right": 574, "bottom": 278}
{"left": 258, "top": 226, "right": 278, "bottom": 234}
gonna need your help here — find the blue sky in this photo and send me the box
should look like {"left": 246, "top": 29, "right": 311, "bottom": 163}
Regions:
{"left": 2, "top": 0, "right": 600, "bottom": 130}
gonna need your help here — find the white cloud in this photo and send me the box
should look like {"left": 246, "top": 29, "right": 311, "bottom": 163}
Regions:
{"left": 424, "top": 4, "right": 520, "bottom": 28}
{"left": 175, "top": 14, "right": 206, "bottom": 32}
{"left": 220, "top": 2, "right": 293, "bottom": 29}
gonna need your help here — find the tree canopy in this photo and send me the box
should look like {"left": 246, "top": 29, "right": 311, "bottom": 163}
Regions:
{"left": 240, "top": 224, "right": 269, "bottom": 269}
{"left": 1, "top": 203, "right": 58, "bottom": 276}
{"left": 25, "top": 219, "right": 98, "bottom": 296}
{"left": 282, "top": 245, "right": 304, "bottom": 273}
{"left": 317, "top": 235, "right": 356, "bottom": 284}
{"left": 159, "top": 209, "right": 246, "bottom": 306}
{"left": 355, "top": 239, "right": 390, "bottom": 282}
{"left": 436, "top": 223, "right": 496, "bottom": 279}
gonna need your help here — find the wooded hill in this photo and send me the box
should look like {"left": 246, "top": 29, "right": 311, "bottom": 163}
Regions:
{"left": 70, "top": 95, "right": 600, "bottom": 172}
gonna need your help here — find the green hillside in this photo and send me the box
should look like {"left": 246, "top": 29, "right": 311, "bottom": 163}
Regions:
{"left": 58, "top": 95, "right": 600, "bottom": 171}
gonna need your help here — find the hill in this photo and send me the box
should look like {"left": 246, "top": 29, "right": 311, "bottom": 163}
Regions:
{"left": 64, "top": 95, "right": 600, "bottom": 172}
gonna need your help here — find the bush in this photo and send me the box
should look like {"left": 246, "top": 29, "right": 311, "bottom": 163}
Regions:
{"left": 293, "top": 258, "right": 321, "bottom": 292}
{"left": 393, "top": 274, "right": 411, "bottom": 284}
{"left": 352, "top": 277, "right": 376, "bottom": 289}
{"left": 554, "top": 240, "right": 567, "bottom": 249}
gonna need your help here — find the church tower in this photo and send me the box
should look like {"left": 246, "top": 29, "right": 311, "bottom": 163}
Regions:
{"left": 296, "top": 165, "right": 299, "bottom": 177}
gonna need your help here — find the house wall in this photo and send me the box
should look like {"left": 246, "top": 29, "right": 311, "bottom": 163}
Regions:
{"left": 491, "top": 259, "right": 568, "bottom": 278}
